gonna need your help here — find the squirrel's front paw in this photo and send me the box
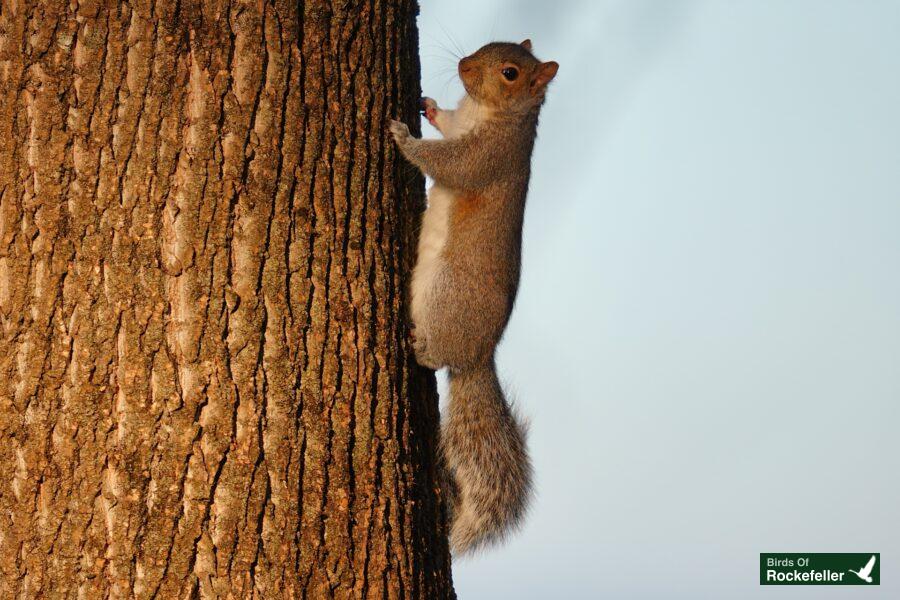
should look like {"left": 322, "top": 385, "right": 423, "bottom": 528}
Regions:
{"left": 389, "top": 119, "right": 410, "bottom": 144}
{"left": 420, "top": 97, "right": 440, "bottom": 126}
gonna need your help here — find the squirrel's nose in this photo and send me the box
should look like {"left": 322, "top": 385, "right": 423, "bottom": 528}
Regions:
{"left": 458, "top": 58, "right": 474, "bottom": 73}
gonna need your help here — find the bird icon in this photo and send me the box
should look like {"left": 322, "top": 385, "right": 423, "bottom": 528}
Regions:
{"left": 848, "top": 555, "right": 877, "bottom": 583}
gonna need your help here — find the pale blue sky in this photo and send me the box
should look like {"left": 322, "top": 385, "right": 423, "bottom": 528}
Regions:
{"left": 417, "top": 1, "right": 900, "bottom": 598}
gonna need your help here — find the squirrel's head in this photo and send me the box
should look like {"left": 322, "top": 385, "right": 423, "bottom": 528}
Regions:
{"left": 458, "top": 40, "right": 559, "bottom": 113}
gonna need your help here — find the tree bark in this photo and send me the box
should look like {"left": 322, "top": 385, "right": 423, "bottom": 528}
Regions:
{"left": 0, "top": 0, "right": 453, "bottom": 597}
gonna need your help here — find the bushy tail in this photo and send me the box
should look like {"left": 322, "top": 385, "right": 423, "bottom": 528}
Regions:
{"left": 441, "top": 361, "right": 532, "bottom": 555}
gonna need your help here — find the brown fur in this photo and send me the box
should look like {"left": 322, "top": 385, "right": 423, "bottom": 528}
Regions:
{"left": 390, "top": 40, "right": 558, "bottom": 554}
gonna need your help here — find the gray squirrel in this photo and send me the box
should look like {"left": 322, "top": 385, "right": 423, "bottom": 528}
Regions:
{"left": 390, "top": 40, "right": 558, "bottom": 555}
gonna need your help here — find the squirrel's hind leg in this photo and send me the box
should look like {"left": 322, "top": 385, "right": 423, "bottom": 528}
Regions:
{"left": 409, "top": 325, "right": 443, "bottom": 370}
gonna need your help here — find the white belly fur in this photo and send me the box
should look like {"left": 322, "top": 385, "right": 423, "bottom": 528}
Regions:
{"left": 409, "top": 94, "right": 491, "bottom": 325}
{"left": 411, "top": 184, "right": 453, "bottom": 324}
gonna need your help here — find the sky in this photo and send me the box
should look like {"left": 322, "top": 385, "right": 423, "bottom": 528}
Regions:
{"left": 416, "top": 1, "right": 900, "bottom": 598}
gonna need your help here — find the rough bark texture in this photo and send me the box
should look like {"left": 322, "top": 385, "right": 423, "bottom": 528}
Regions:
{"left": 0, "top": 0, "right": 453, "bottom": 597}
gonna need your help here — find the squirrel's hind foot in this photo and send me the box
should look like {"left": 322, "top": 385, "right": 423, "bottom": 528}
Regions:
{"left": 409, "top": 326, "right": 442, "bottom": 370}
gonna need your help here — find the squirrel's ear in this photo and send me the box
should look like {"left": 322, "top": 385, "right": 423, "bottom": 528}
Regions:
{"left": 520, "top": 39, "right": 533, "bottom": 52}
{"left": 530, "top": 61, "right": 559, "bottom": 93}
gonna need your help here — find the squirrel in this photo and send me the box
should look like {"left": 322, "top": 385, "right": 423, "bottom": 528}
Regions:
{"left": 389, "top": 40, "right": 558, "bottom": 555}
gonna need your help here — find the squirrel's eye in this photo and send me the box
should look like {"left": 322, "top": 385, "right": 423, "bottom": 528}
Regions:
{"left": 501, "top": 67, "right": 519, "bottom": 81}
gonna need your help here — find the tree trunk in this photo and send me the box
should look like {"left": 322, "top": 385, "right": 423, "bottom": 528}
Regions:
{"left": 0, "top": 0, "right": 453, "bottom": 597}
